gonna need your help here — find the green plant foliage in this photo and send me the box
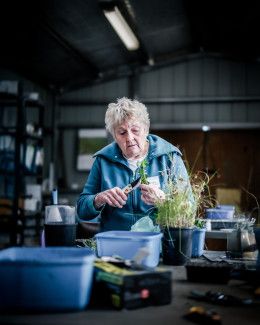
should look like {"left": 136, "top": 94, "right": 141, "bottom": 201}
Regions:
{"left": 138, "top": 159, "right": 149, "bottom": 184}
{"left": 79, "top": 238, "right": 97, "bottom": 251}
{"left": 194, "top": 218, "right": 206, "bottom": 229}
{"left": 155, "top": 154, "right": 215, "bottom": 228}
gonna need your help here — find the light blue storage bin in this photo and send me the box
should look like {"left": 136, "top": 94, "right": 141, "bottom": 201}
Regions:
{"left": 0, "top": 247, "right": 95, "bottom": 311}
{"left": 95, "top": 231, "right": 163, "bottom": 268}
{"left": 206, "top": 208, "right": 234, "bottom": 220}
{"left": 216, "top": 205, "right": 235, "bottom": 211}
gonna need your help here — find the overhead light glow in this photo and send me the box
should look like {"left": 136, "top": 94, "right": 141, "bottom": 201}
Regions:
{"left": 202, "top": 125, "right": 210, "bottom": 132}
{"left": 104, "top": 6, "right": 139, "bottom": 51}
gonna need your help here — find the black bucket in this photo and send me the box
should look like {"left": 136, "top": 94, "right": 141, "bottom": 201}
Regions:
{"left": 162, "top": 227, "right": 193, "bottom": 266}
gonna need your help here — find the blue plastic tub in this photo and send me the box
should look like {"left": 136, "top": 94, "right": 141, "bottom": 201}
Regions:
{"left": 0, "top": 247, "right": 95, "bottom": 311}
{"left": 192, "top": 228, "right": 206, "bottom": 257}
{"left": 95, "top": 231, "right": 163, "bottom": 268}
{"left": 205, "top": 208, "right": 234, "bottom": 220}
{"left": 216, "top": 205, "right": 235, "bottom": 211}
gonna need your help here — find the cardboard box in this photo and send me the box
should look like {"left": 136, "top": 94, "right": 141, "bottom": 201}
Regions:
{"left": 91, "top": 260, "right": 172, "bottom": 310}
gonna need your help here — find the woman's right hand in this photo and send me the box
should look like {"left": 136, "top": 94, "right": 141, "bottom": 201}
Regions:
{"left": 94, "top": 187, "right": 128, "bottom": 209}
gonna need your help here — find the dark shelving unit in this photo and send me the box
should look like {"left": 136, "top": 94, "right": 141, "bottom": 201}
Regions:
{"left": 0, "top": 82, "right": 44, "bottom": 247}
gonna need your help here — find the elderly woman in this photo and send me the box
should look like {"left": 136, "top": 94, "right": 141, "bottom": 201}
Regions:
{"left": 77, "top": 97, "right": 190, "bottom": 231}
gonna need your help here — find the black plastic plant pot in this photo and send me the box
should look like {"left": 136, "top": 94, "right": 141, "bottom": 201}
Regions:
{"left": 162, "top": 227, "right": 193, "bottom": 266}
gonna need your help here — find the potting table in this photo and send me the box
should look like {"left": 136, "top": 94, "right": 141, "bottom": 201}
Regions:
{"left": 186, "top": 250, "right": 257, "bottom": 283}
{"left": 0, "top": 252, "right": 259, "bottom": 325}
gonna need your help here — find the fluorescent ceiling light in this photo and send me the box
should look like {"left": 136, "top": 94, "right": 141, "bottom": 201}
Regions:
{"left": 104, "top": 6, "right": 139, "bottom": 51}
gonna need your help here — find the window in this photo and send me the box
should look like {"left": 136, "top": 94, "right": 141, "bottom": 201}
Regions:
{"left": 76, "top": 129, "right": 107, "bottom": 171}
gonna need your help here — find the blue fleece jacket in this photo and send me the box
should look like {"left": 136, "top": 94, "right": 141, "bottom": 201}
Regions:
{"left": 77, "top": 134, "right": 190, "bottom": 231}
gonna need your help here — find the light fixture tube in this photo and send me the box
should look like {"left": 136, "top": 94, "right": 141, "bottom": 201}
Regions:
{"left": 104, "top": 6, "right": 139, "bottom": 51}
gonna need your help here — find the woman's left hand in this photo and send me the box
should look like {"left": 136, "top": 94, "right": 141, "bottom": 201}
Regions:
{"left": 140, "top": 184, "right": 165, "bottom": 205}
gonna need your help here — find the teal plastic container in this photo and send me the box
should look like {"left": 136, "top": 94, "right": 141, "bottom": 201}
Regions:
{"left": 95, "top": 231, "right": 163, "bottom": 268}
{"left": 0, "top": 247, "right": 95, "bottom": 311}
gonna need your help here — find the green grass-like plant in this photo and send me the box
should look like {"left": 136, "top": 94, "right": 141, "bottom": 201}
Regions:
{"left": 155, "top": 155, "right": 215, "bottom": 229}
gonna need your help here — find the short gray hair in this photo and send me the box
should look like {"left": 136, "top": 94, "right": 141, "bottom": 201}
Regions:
{"left": 105, "top": 97, "right": 150, "bottom": 136}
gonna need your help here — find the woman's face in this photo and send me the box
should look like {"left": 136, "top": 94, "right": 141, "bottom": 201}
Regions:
{"left": 114, "top": 119, "right": 148, "bottom": 159}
